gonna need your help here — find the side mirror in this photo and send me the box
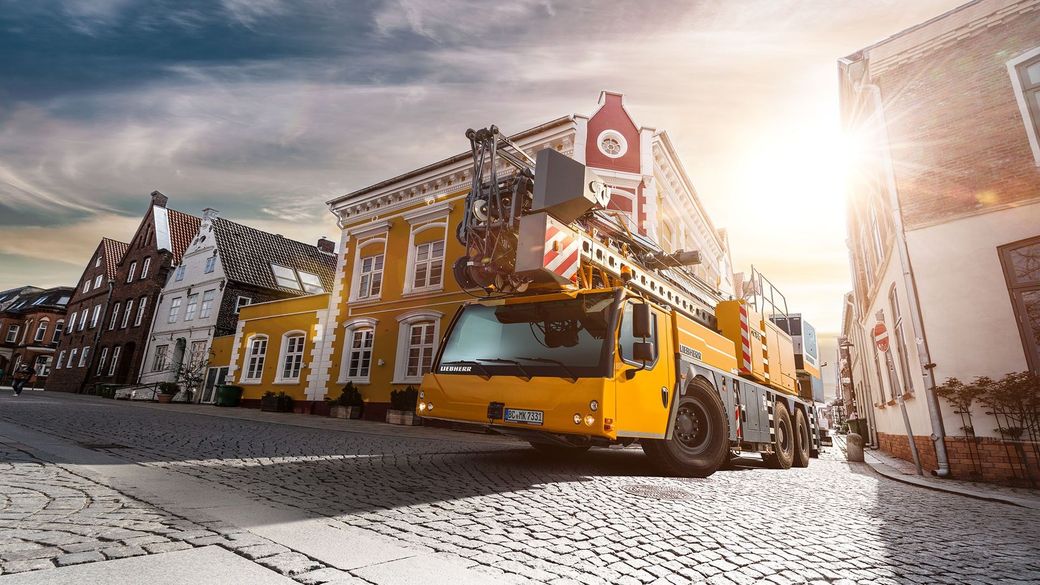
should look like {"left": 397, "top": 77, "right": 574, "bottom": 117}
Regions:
{"left": 632, "top": 303, "right": 651, "bottom": 339}
{"left": 632, "top": 341, "right": 654, "bottom": 362}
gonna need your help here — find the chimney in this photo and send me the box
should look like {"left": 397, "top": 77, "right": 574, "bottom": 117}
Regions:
{"left": 150, "top": 190, "right": 168, "bottom": 208}
{"left": 317, "top": 236, "right": 335, "bottom": 255}
{"left": 202, "top": 207, "right": 219, "bottom": 229}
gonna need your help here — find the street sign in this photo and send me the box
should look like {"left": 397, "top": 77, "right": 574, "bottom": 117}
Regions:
{"left": 873, "top": 322, "right": 889, "bottom": 353}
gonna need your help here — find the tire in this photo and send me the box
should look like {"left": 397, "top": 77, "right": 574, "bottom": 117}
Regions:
{"left": 763, "top": 401, "right": 794, "bottom": 469}
{"left": 792, "top": 408, "right": 810, "bottom": 468}
{"left": 528, "top": 441, "right": 590, "bottom": 455}
{"left": 642, "top": 381, "right": 730, "bottom": 478}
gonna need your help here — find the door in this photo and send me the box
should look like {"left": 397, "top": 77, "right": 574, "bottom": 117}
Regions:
{"left": 200, "top": 366, "right": 228, "bottom": 404}
{"left": 613, "top": 304, "right": 675, "bottom": 438}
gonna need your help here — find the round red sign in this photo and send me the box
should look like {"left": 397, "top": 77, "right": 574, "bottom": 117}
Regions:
{"left": 873, "top": 322, "right": 890, "bottom": 353}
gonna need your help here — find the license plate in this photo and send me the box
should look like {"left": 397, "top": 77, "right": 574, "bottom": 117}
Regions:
{"left": 504, "top": 408, "right": 544, "bottom": 426}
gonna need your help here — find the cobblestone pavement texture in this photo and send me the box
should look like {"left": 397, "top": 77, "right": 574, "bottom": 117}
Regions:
{"left": 1, "top": 391, "right": 1039, "bottom": 584}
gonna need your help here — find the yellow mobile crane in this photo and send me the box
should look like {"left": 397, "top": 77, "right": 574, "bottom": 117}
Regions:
{"left": 418, "top": 127, "right": 821, "bottom": 477}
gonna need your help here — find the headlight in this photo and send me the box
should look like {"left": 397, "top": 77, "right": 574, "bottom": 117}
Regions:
{"left": 418, "top": 402, "right": 427, "bottom": 412}
{"left": 589, "top": 400, "right": 599, "bottom": 412}
{"left": 573, "top": 413, "right": 582, "bottom": 425}
{"left": 584, "top": 415, "right": 595, "bottom": 426}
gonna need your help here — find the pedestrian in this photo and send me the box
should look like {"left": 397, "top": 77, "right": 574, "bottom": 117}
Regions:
{"left": 11, "top": 362, "right": 35, "bottom": 397}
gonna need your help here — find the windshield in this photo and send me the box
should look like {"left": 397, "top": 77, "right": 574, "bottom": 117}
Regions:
{"left": 437, "top": 292, "right": 617, "bottom": 378}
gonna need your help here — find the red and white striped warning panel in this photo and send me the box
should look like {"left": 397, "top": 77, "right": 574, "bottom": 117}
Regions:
{"left": 543, "top": 222, "right": 580, "bottom": 283}
{"left": 515, "top": 212, "right": 581, "bottom": 286}
{"left": 738, "top": 304, "right": 753, "bottom": 374}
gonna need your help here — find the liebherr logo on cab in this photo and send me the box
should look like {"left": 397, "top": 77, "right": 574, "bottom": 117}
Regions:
{"left": 440, "top": 365, "right": 472, "bottom": 373}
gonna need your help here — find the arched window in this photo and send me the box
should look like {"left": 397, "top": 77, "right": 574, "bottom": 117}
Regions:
{"left": 242, "top": 335, "right": 269, "bottom": 383}
{"left": 393, "top": 310, "right": 443, "bottom": 384}
{"left": 275, "top": 331, "right": 307, "bottom": 383}
{"left": 340, "top": 317, "right": 377, "bottom": 384}
{"left": 34, "top": 319, "right": 49, "bottom": 343}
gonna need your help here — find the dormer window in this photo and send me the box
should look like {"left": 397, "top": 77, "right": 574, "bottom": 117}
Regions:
{"left": 271, "top": 264, "right": 301, "bottom": 290}
{"left": 298, "top": 271, "right": 324, "bottom": 294}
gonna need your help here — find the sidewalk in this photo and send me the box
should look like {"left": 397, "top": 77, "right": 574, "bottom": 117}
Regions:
{"left": 835, "top": 435, "right": 1040, "bottom": 510}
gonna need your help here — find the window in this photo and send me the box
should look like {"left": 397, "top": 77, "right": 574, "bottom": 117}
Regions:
{"left": 109, "top": 302, "right": 121, "bottom": 330}
{"left": 57, "top": 296, "right": 70, "bottom": 306}
{"left": 271, "top": 264, "right": 301, "bottom": 290}
{"left": 347, "top": 328, "right": 374, "bottom": 380}
{"left": 278, "top": 333, "right": 306, "bottom": 382}
{"left": 175, "top": 265, "right": 185, "bottom": 282}
{"left": 35, "top": 355, "right": 51, "bottom": 377}
{"left": 1010, "top": 50, "right": 1040, "bottom": 164}
{"left": 235, "top": 296, "right": 252, "bottom": 313}
{"left": 153, "top": 344, "right": 169, "bottom": 372}
{"left": 82, "top": 280, "right": 90, "bottom": 294}
{"left": 94, "top": 274, "right": 102, "bottom": 289}
{"left": 412, "top": 241, "right": 445, "bottom": 290}
{"left": 121, "top": 300, "right": 134, "bottom": 328}
{"left": 189, "top": 340, "right": 208, "bottom": 368}
{"left": 79, "top": 346, "right": 90, "bottom": 368}
{"left": 90, "top": 304, "right": 101, "bottom": 328}
{"left": 406, "top": 322, "right": 436, "bottom": 379}
{"left": 141, "top": 257, "right": 151, "bottom": 279}
{"left": 5, "top": 325, "right": 20, "bottom": 343}
{"left": 53, "top": 320, "right": 64, "bottom": 344}
{"left": 357, "top": 254, "right": 384, "bottom": 300}
{"left": 204, "top": 256, "right": 216, "bottom": 274}
{"left": 34, "top": 320, "right": 48, "bottom": 343}
{"left": 108, "top": 346, "right": 120, "bottom": 376}
{"left": 244, "top": 336, "right": 268, "bottom": 382}
{"left": 889, "top": 287, "right": 914, "bottom": 396}
{"left": 56, "top": 350, "right": 65, "bottom": 370}
{"left": 185, "top": 294, "right": 198, "bottom": 321}
{"left": 32, "top": 296, "right": 46, "bottom": 306}
{"left": 126, "top": 261, "right": 137, "bottom": 283}
{"left": 68, "top": 311, "right": 77, "bottom": 332}
{"left": 135, "top": 296, "right": 148, "bottom": 326}
{"left": 199, "top": 290, "right": 215, "bottom": 319}
{"left": 67, "top": 348, "right": 78, "bottom": 369}
{"left": 95, "top": 256, "right": 102, "bottom": 268}
{"left": 168, "top": 297, "right": 181, "bottom": 323}
{"left": 999, "top": 235, "right": 1040, "bottom": 372}
{"left": 298, "top": 271, "right": 324, "bottom": 294}
{"left": 97, "top": 347, "right": 108, "bottom": 375}
{"left": 77, "top": 309, "right": 86, "bottom": 331}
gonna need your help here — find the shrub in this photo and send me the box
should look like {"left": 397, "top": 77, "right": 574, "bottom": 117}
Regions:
{"left": 335, "top": 382, "right": 364, "bottom": 407}
{"left": 390, "top": 386, "right": 418, "bottom": 411}
{"left": 158, "top": 381, "right": 180, "bottom": 395}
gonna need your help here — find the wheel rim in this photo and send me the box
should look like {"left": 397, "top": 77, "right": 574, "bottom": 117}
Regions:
{"left": 778, "top": 417, "right": 791, "bottom": 453}
{"left": 675, "top": 401, "right": 712, "bottom": 455}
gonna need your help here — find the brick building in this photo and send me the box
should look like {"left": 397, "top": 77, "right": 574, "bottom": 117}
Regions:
{"left": 47, "top": 192, "right": 200, "bottom": 393}
{"left": 839, "top": 0, "right": 1040, "bottom": 483}
{"left": 0, "top": 286, "right": 73, "bottom": 387}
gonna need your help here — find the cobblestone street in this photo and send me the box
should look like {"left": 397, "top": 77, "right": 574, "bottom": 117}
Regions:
{"left": 0, "top": 391, "right": 1038, "bottom": 584}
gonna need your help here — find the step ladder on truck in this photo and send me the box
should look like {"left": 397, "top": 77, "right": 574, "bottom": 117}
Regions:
{"left": 417, "top": 126, "right": 823, "bottom": 477}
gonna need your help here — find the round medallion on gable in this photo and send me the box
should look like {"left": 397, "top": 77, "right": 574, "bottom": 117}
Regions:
{"left": 597, "top": 129, "right": 628, "bottom": 159}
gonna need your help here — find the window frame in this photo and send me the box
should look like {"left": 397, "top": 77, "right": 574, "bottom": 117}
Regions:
{"left": 392, "top": 310, "right": 443, "bottom": 384}
{"left": 134, "top": 296, "right": 148, "bottom": 326}
{"left": 108, "top": 346, "right": 120, "bottom": 376}
{"left": 204, "top": 256, "right": 216, "bottom": 274}
{"left": 121, "top": 300, "right": 134, "bottom": 329}
{"left": 141, "top": 257, "right": 151, "bottom": 279}
{"left": 78, "top": 346, "right": 90, "bottom": 368}
{"left": 199, "top": 290, "right": 215, "bottom": 319}
{"left": 235, "top": 296, "right": 252, "bottom": 313}
{"left": 52, "top": 320, "right": 64, "bottom": 344}
{"left": 56, "top": 350, "right": 65, "bottom": 370}
{"left": 184, "top": 293, "right": 199, "bottom": 321}
{"left": 998, "top": 234, "right": 1040, "bottom": 373}
{"left": 97, "top": 347, "right": 109, "bottom": 375}
{"left": 168, "top": 297, "right": 182, "bottom": 324}
{"left": 5, "top": 324, "right": 20, "bottom": 343}
{"left": 271, "top": 264, "right": 301, "bottom": 290}
{"left": 242, "top": 335, "right": 269, "bottom": 383}
{"left": 1008, "top": 47, "right": 1040, "bottom": 166}
{"left": 109, "top": 302, "right": 120, "bottom": 330}
{"left": 33, "top": 319, "right": 49, "bottom": 343}
{"left": 153, "top": 344, "right": 169, "bottom": 372}
{"left": 275, "top": 331, "right": 307, "bottom": 383}
{"left": 67, "top": 348, "right": 78, "bottom": 369}
{"left": 409, "top": 239, "right": 446, "bottom": 293}
{"left": 127, "top": 261, "right": 137, "bottom": 283}
{"left": 93, "top": 274, "right": 103, "bottom": 289}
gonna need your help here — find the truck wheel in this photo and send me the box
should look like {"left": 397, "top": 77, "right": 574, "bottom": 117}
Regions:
{"left": 792, "top": 408, "right": 810, "bottom": 468}
{"left": 763, "top": 401, "right": 794, "bottom": 469}
{"left": 642, "top": 381, "right": 729, "bottom": 478}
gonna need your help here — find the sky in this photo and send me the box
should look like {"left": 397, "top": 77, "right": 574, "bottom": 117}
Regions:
{"left": 0, "top": 0, "right": 967, "bottom": 396}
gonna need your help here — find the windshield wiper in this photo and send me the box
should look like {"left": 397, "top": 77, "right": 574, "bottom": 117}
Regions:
{"left": 516, "top": 357, "right": 578, "bottom": 384}
{"left": 439, "top": 360, "right": 492, "bottom": 381}
{"left": 475, "top": 358, "right": 532, "bottom": 382}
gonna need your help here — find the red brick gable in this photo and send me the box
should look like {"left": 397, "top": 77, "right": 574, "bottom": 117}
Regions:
{"left": 585, "top": 92, "right": 641, "bottom": 174}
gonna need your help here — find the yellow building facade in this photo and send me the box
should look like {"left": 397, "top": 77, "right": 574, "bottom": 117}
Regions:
{"left": 215, "top": 92, "right": 736, "bottom": 419}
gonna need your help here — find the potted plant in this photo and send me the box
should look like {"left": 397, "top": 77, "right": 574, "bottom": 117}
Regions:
{"left": 156, "top": 381, "right": 180, "bottom": 403}
{"left": 329, "top": 382, "right": 364, "bottom": 419}
{"left": 261, "top": 391, "right": 294, "bottom": 413}
{"left": 386, "top": 386, "right": 421, "bottom": 426}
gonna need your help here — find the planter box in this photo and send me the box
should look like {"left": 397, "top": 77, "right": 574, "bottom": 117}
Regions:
{"left": 261, "top": 396, "right": 294, "bottom": 412}
{"left": 156, "top": 394, "right": 175, "bottom": 403}
{"left": 330, "top": 405, "right": 362, "bottom": 419}
{"left": 386, "top": 409, "right": 421, "bottom": 426}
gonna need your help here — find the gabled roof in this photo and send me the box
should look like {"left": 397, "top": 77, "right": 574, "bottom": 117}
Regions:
{"left": 4, "top": 286, "right": 74, "bottom": 314}
{"left": 101, "top": 238, "right": 129, "bottom": 280}
{"left": 211, "top": 217, "right": 336, "bottom": 294}
{"left": 167, "top": 208, "right": 201, "bottom": 264}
